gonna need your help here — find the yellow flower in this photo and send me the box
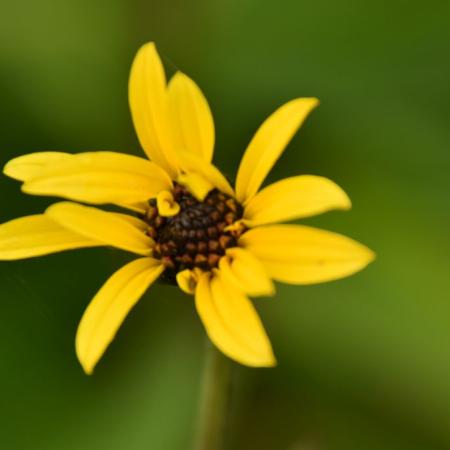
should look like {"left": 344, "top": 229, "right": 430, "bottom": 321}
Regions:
{"left": 0, "top": 42, "right": 374, "bottom": 374}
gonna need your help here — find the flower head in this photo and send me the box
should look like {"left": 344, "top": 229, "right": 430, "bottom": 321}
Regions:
{"left": 0, "top": 42, "right": 374, "bottom": 374}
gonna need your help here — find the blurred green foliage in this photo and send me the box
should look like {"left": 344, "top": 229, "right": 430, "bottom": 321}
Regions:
{"left": 1, "top": 1, "right": 450, "bottom": 449}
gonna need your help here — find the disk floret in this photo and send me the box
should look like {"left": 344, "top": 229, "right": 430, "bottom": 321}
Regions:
{"left": 145, "top": 184, "right": 244, "bottom": 281}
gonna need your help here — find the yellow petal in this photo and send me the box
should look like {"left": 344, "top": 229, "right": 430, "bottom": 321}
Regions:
{"left": 111, "top": 212, "right": 149, "bottom": 231}
{"left": 46, "top": 202, "right": 153, "bottom": 256}
{"left": 76, "top": 257, "right": 164, "bottom": 374}
{"left": 168, "top": 72, "right": 215, "bottom": 163}
{"left": 240, "top": 225, "right": 375, "bottom": 285}
{"left": 3, "top": 152, "right": 73, "bottom": 181}
{"left": 219, "top": 248, "right": 275, "bottom": 296}
{"left": 129, "top": 42, "right": 179, "bottom": 177}
{"left": 114, "top": 202, "right": 148, "bottom": 215}
{"left": 177, "top": 172, "right": 214, "bottom": 201}
{"left": 22, "top": 151, "right": 172, "bottom": 205}
{"left": 243, "top": 175, "right": 351, "bottom": 226}
{"left": 0, "top": 214, "right": 100, "bottom": 260}
{"left": 113, "top": 200, "right": 148, "bottom": 214}
{"left": 178, "top": 152, "right": 234, "bottom": 197}
{"left": 195, "top": 272, "right": 276, "bottom": 367}
{"left": 235, "top": 98, "right": 319, "bottom": 203}
{"left": 156, "top": 190, "right": 180, "bottom": 217}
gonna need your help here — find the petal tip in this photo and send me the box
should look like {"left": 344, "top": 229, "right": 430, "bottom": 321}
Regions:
{"left": 248, "top": 348, "right": 277, "bottom": 368}
{"left": 292, "top": 97, "right": 320, "bottom": 109}
{"left": 318, "top": 177, "right": 353, "bottom": 212}
{"left": 3, "top": 160, "right": 19, "bottom": 180}
{"left": 75, "top": 341, "right": 95, "bottom": 375}
{"left": 138, "top": 41, "right": 157, "bottom": 54}
{"left": 339, "top": 191, "right": 352, "bottom": 210}
{"left": 253, "top": 281, "right": 276, "bottom": 298}
{"left": 268, "top": 359, "right": 277, "bottom": 368}
{"left": 81, "top": 361, "right": 94, "bottom": 376}
{"left": 44, "top": 201, "right": 74, "bottom": 221}
{"left": 262, "top": 353, "right": 277, "bottom": 368}
{"left": 354, "top": 245, "right": 376, "bottom": 271}
{"left": 170, "top": 70, "right": 186, "bottom": 84}
{"left": 364, "top": 248, "right": 376, "bottom": 264}
{"left": 134, "top": 42, "right": 160, "bottom": 67}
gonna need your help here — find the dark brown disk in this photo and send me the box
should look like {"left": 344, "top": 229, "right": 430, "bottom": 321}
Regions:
{"left": 146, "top": 184, "right": 244, "bottom": 284}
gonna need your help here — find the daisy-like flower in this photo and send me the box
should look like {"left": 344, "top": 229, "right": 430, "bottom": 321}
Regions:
{"left": 0, "top": 43, "right": 374, "bottom": 374}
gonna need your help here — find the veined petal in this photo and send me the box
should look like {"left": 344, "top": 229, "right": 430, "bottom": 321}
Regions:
{"left": 168, "top": 72, "right": 215, "bottom": 163}
{"left": 46, "top": 202, "right": 153, "bottom": 256}
{"left": 76, "top": 257, "right": 164, "bottom": 374}
{"left": 195, "top": 272, "right": 276, "bottom": 367}
{"left": 219, "top": 248, "right": 275, "bottom": 297}
{"left": 178, "top": 152, "right": 234, "bottom": 197}
{"left": 129, "top": 42, "right": 179, "bottom": 177}
{"left": 3, "top": 152, "right": 73, "bottom": 181}
{"left": 235, "top": 98, "right": 319, "bottom": 203}
{"left": 243, "top": 175, "right": 351, "bottom": 226}
{"left": 240, "top": 225, "right": 375, "bottom": 285}
{"left": 0, "top": 214, "right": 100, "bottom": 260}
{"left": 22, "top": 151, "right": 172, "bottom": 205}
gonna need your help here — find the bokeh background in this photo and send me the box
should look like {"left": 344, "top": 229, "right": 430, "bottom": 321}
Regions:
{"left": 1, "top": 1, "right": 450, "bottom": 449}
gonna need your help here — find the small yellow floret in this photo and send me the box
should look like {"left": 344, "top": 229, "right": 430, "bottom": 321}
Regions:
{"left": 224, "top": 219, "right": 247, "bottom": 237}
{"left": 156, "top": 191, "right": 180, "bottom": 217}
{"left": 176, "top": 268, "right": 202, "bottom": 295}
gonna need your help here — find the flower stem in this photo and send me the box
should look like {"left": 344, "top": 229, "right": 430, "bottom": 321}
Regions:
{"left": 194, "top": 340, "right": 232, "bottom": 450}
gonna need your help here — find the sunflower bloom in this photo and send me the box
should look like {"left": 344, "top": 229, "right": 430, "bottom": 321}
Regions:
{"left": 0, "top": 43, "right": 374, "bottom": 374}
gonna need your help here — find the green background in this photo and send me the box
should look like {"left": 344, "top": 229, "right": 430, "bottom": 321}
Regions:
{"left": 1, "top": 1, "right": 450, "bottom": 449}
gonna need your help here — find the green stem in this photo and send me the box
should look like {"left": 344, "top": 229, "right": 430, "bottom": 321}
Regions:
{"left": 194, "top": 340, "right": 232, "bottom": 450}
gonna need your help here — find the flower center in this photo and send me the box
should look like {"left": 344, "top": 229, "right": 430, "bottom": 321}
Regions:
{"left": 145, "top": 184, "right": 244, "bottom": 283}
